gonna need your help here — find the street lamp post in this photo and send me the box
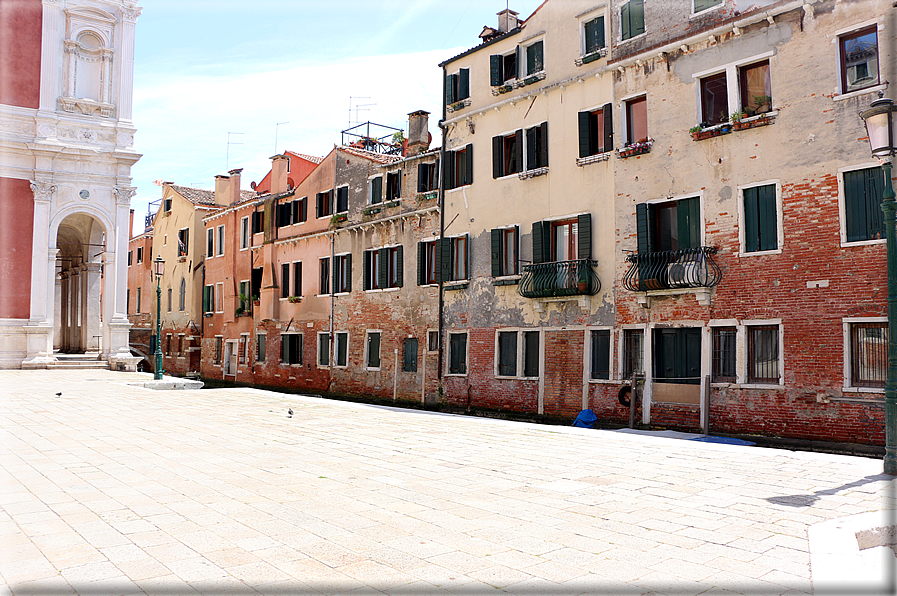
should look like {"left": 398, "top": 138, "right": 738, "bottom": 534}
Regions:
{"left": 152, "top": 256, "right": 165, "bottom": 381}
{"left": 860, "top": 94, "right": 897, "bottom": 475}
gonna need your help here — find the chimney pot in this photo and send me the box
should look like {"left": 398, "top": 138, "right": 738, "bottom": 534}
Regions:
{"left": 497, "top": 8, "right": 519, "bottom": 33}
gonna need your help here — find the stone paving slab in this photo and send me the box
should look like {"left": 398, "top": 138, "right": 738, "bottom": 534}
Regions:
{"left": 0, "top": 369, "right": 894, "bottom": 595}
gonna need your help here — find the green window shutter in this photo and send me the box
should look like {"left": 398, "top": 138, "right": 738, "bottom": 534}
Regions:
{"left": 677, "top": 197, "right": 700, "bottom": 249}
{"left": 636, "top": 203, "right": 652, "bottom": 254}
{"left": 758, "top": 184, "right": 777, "bottom": 251}
{"left": 527, "top": 41, "right": 543, "bottom": 75}
{"left": 203, "top": 286, "right": 210, "bottom": 312}
{"left": 743, "top": 186, "right": 760, "bottom": 253}
{"left": 464, "top": 234, "right": 470, "bottom": 280}
{"left": 294, "top": 263, "right": 302, "bottom": 296}
{"left": 578, "top": 111, "right": 591, "bottom": 158}
{"left": 631, "top": 0, "right": 645, "bottom": 37}
{"left": 595, "top": 16, "right": 606, "bottom": 50}
{"left": 540, "top": 122, "right": 548, "bottom": 168}
{"left": 362, "top": 251, "right": 370, "bottom": 290}
{"left": 445, "top": 73, "right": 456, "bottom": 104}
{"left": 591, "top": 330, "right": 610, "bottom": 380}
{"left": 344, "top": 254, "right": 351, "bottom": 293}
{"left": 577, "top": 213, "right": 592, "bottom": 259}
{"left": 417, "top": 242, "right": 425, "bottom": 285}
{"left": 378, "top": 248, "right": 388, "bottom": 289}
{"left": 514, "top": 130, "right": 523, "bottom": 174}
{"left": 490, "top": 55, "right": 502, "bottom": 86}
{"left": 281, "top": 335, "right": 289, "bottom": 364}
{"left": 491, "top": 229, "right": 502, "bottom": 277}
{"left": 371, "top": 177, "right": 382, "bottom": 204}
{"left": 417, "top": 163, "right": 426, "bottom": 192}
{"left": 602, "top": 103, "right": 614, "bottom": 153}
{"left": 621, "top": 1, "right": 631, "bottom": 40}
{"left": 532, "top": 221, "right": 550, "bottom": 264}
{"left": 395, "top": 246, "right": 403, "bottom": 287}
{"left": 845, "top": 169, "right": 867, "bottom": 242}
{"left": 526, "top": 128, "right": 537, "bottom": 171}
{"left": 315, "top": 192, "right": 322, "bottom": 218}
{"left": 492, "top": 136, "right": 502, "bottom": 178}
{"left": 438, "top": 238, "right": 451, "bottom": 283}
{"left": 444, "top": 152, "right": 455, "bottom": 190}
{"left": 459, "top": 68, "right": 470, "bottom": 100}
{"left": 694, "top": 0, "right": 722, "bottom": 12}
{"left": 465, "top": 144, "right": 474, "bottom": 185}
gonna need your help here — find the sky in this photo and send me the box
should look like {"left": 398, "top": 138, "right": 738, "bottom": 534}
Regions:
{"left": 129, "top": 0, "right": 547, "bottom": 234}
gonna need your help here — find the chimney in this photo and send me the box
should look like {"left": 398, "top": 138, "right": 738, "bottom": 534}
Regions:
{"left": 270, "top": 154, "right": 289, "bottom": 195}
{"left": 228, "top": 168, "right": 243, "bottom": 205}
{"left": 497, "top": 9, "right": 518, "bottom": 33}
{"left": 214, "top": 174, "right": 232, "bottom": 205}
{"left": 407, "top": 111, "right": 430, "bottom": 157}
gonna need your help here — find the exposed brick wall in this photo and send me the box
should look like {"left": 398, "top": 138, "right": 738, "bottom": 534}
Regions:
{"left": 543, "top": 330, "right": 585, "bottom": 418}
{"left": 0, "top": 178, "right": 34, "bottom": 318}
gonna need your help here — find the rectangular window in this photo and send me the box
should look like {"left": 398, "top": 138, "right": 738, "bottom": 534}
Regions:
{"left": 163, "top": 198, "right": 172, "bottom": 213}
{"left": 428, "top": 330, "right": 439, "bottom": 352}
{"left": 318, "top": 333, "right": 330, "bottom": 366}
{"left": 251, "top": 211, "right": 264, "bottom": 234}
{"left": 366, "top": 332, "right": 381, "bottom": 369}
{"left": 241, "top": 216, "right": 249, "bottom": 249}
{"left": 126, "top": 288, "right": 130, "bottom": 313}
{"left": 281, "top": 334, "right": 302, "bottom": 365}
{"left": 336, "top": 186, "right": 349, "bottom": 213}
{"left": 694, "top": 0, "right": 723, "bottom": 13}
{"left": 739, "top": 60, "right": 771, "bottom": 116}
{"left": 333, "top": 254, "right": 351, "bottom": 293}
{"left": 128, "top": 251, "right": 132, "bottom": 267}
{"left": 445, "top": 145, "right": 473, "bottom": 190}
{"left": 502, "top": 51, "right": 517, "bottom": 82}
{"left": 364, "top": 249, "right": 381, "bottom": 291}
{"left": 590, "top": 330, "right": 611, "bottom": 380}
{"left": 491, "top": 226, "right": 519, "bottom": 277}
{"left": 748, "top": 325, "right": 780, "bottom": 384}
{"left": 214, "top": 336, "right": 223, "bottom": 364}
{"left": 386, "top": 170, "right": 402, "bottom": 201}
{"left": 840, "top": 26, "right": 879, "bottom": 94}
{"left": 700, "top": 72, "right": 728, "bottom": 125}
{"left": 743, "top": 184, "right": 777, "bottom": 253}
{"left": 712, "top": 327, "right": 737, "bottom": 383}
{"left": 167, "top": 287, "right": 172, "bottom": 312}
{"left": 637, "top": 197, "right": 700, "bottom": 253}
{"left": 623, "top": 329, "right": 644, "bottom": 379}
{"left": 386, "top": 246, "right": 402, "bottom": 288}
{"left": 417, "top": 161, "right": 439, "bottom": 192}
{"left": 136, "top": 247, "right": 143, "bottom": 264}
{"left": 844, "top": 166, "right": 885, "bottom": 243}
{"left": 583, "top": 16, "right": 606, "bottom": 56}
{"left": 206, "top": 228, "right": 214, "bottom": 258}
{"left": 316, "top": 190, "right": 333, "bottom": 218}
{"left": 239, "top": 334, "right": 249, "bottom": 364}
{"left": 165, "top": 334, "right": 172, "bottom": 356}
{"left": 177, "top": 228, "right": 189, "bottom": 257}
{"left": 281, "top": 263, "right": 290, "bottom": 298}
{"left": 419, "top": 241, "right": 438, "bottom": 285}
{"left": 525, "top": 122, "right": 549, "bottom": 170}
{"left": 295, "top": 197, "right": 308, "bottom": 223}
{"left": 552, "top": 219, "right": 579, "bottom": 261}
{"left": 625, "top": 96, "right": 648, "bottom": 144}
{"left": 525, "top": 40, "right": 543, "bottom": 76}
{"left": 450, "top": 236, "right": 468, "bottom": 281}
{"left": 850, "top": 322, "right": 887, "bottom": 388}
{"left": 403, "top": 338, "right": 418, "bottom": 372}
{"left": 178, "top": 335, "right": 186, "bottom": 357}
{"left": 215, "top": 282, "right": 223, "bottom": 312}
{"left": 216, "top": 225, "right": 224, "bottom": 256}
{"left": 136, "top": 287, "right": 141, "bottom": 314}
{"left": 445, "top": 68, "right": 470, "bottom": 103}
{"left": 523, "top": 331, "right": 539, "bottom": 378}
{"left": 256, "top": 333, "right": 266, "bottom": 363}
{"left": 238, "top": 280, "right": 250, "bottom": 312}
{"left": 202, "top": 285, "right": 213, "bottom": 314}
{"left": 497, "top": 331, "right": 517, "bottom": 377}
{"left": 370, "top": 176, "right": 383, "bottom": 205}
{"left": 179, "top": 278, "right": 186, "bottom": 311}
{"left": 293, "top": 262, "right": 302, "bottom": 297}
{"left": 319, "top": 257, "right": 330, "bottom": 295}
{"left": 449, "top": 333, "right": 467, "bottom": 375}
{"left": 277, "top": 200, "right": 293, "bottom": 227}
{"left": 335, "top": 332, "right": 348, "bottom": 367}
{"left": 620, "top": 0, "right": 645, "bottom": 41}
{"left": 493, "top": 130, "right": 522, "bottom": 178}
{"left": 653, "top": 328, "right": 701, "bottom": 385}
{"left": 578, "top": 104, "right": 613, "bottom": 158}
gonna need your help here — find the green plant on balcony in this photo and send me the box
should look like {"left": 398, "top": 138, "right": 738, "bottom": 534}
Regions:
{"left": 329, "top": 213, "right": 348, "bottom": 227}
{"left": 287, "top": 295, "right": 302, "bottom": 304}
{"left": 730, "top": 110, "right": 746, "bottom": 123}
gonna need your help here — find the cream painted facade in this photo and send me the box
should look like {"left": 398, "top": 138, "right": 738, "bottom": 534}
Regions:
{"left": 0, "top": 0, "right": 142, "bottom": 369}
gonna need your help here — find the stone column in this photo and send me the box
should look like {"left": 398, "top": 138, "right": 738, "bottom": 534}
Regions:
{"left": 59, "top": 270, "right": 70, "bottom": 352}
{"left": 53, "top": 269, "right": 62, "bottom": 350}
{"left": 117, "top": 7, "right": 142, "bottom": 122}
{"left": 108, "top": 188, "right": 139, "bottom": 370}
{"left": 70, "top": 265, "right": 82, "bottom": 353}
{"left": 83, "top": 262, "right": 102, "bottom": 353}
{"left": 22, "top": 183, "right": 56, "bottom": 367}
{"left": 39, "top": 0, "right": 62, "bottom": 113}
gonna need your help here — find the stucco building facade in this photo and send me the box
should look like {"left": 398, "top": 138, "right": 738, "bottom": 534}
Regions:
{"left": 0, "top": 0, "right": 141, "bottom": 369}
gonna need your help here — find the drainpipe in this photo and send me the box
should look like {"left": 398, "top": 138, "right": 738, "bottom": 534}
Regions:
{"left": 329, "top": 152, "right": 337, "bottom": 390}
{"left": 437, "top": 65, "right": 448, "bottom": 384}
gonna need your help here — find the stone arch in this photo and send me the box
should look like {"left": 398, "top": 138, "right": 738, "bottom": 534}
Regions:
{"left": 49, "top": 204, "right": 114, "bottom": 250}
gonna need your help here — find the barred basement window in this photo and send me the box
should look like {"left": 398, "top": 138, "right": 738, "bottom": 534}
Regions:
{"left": 335, "top": 332, "right": 348, "bottom": 367}
{"left": 281, "top": 334, "right": 302, "bottom": 365}
{"left": 366, "top": 332, "right": 381, "bottom": 369}
{"left": 712, "top": 327, "right": 737, "bottom": 382}
{"left": 214, "top": 337, "right": 223, "bottom": 364}
{"left": 403, "top": 338, "right": 418, "bottom": 372}
{"left": 523, "top": 331, "right": 539, "bottom": 378}
{"left": 256, "top": 334, "right": 266, "bottom": 363}
{"left": 747, "top": 325, "right": 779, "bottom": 384}
{"left": 851, "top": 322, "right": 887, "bottom": 388}
{"left": 590, "top": 329, "right": 611, "bottom": 380}
{"left": 623, "top": 329, "right": 643, "bottom": 379}
{"left": 449, "top": 333, "right": 467, "bottom": 375}
{"left": 497, "top": 331, "right": 517, "bottom": 377}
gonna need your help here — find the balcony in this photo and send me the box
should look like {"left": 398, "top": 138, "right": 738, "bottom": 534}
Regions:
{"left": 518, "top": 259, "right": 600, "bottom": 299}
{"left": 623, "top": 247, "right": 721, "bottom": 306}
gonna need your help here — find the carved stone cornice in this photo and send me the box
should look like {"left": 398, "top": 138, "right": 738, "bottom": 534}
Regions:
{"left": 57, "top": 97, "right": 115, "bottom": 118}
{"left": 30, "top": 181, "right": 57, "bottom": 202}
{"left": 114, "top": 186, "right": 136, "bottom": 205}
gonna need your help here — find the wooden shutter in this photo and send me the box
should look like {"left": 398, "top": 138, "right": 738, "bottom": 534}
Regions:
{"left": 395, "top": 169, "right": 402, "bottom": 198}
{"left": 594, "top": 17, "right": 606, "bottom": 51}
{"left": 491, "top": 229, "right": 502, "bottom": 277}
{"left": 417, "top": 164, "right": 427, "bottom": 192}
{"left": 281, "top": 335, "right": 289, "bottom": 364}
{"left": 677, "top": 197, "right": 701, "bottom": 249}
{"left": 337, "top": 187, "right": 348, "bottom": 212}
{"left": 316, "top": 192, "right": 322, "bottom": 218}
{"left": 577, "top": 213, "right": 592, "bottom": 259}
{"left": 344, "top": 254, "right": 351, "bottom": 292}
{"left": 636, "top": 203, "right": 653, "bottom": 254}
{"left": 395, "top": 246, "right": 403, "bottom": 287}
{"left": 621, "top": 1, "right": 631, "bottom": 40}
{"left": 371, "top": 177, "right": 382, "bottom": 204}
{"left": 378, "top": 248, "right": 388, "bottom": 289}
{"left": 514, "top": 131, "right": 523, "bottom": 174}
{"left": 602, "top": 103, "right": 614, "bottom": 153}
{"left": 417, "top": 242, "right": 425, "bottom": 285}
{"left": 591, "top": 330, "right": 610, "bottom": 380}
{"left": 744, "top": 187, "right": 760, "bottom": 253}
{"left": 758, "top": 185, "right": 777, "bottom": 251}
{"left": 539, "top": 122, "right": 549, "bottom": 168}
{"left": 532, "top": 221, "right": 550, "bottom": 264}
{"left": 465, "top": 144, "right": 473, "bottom": 185}
{"left": 631, "top": 0, "right": 645, "bottom": 37}
{"left": 445, "top": 73, "right": 456, "bottom": 104}
{"left": 362, "top": 251, "right": 371, "bottom": 290}
{"left": 526, "top": 128, "right": 537, "bottom": 171}
{"left": 203, "top": 286, "right": 210, "bottom": 313}
{"left": 694, "top": 0, "right": 722, "bottom": 12}
{"left": 459, "top": 69, "right": 469, "bottom": 100}
{"left": 294, "top": 263, "right": 302, "bottom": 296}
{"left": 438, "top": 238, "right": 451, "bottom": 282}
{"left": 444, "top": 151, "right": 456, "bottom": 190}
{"left": 490, "top": 55, "right": 502, "bottom": 86}
{"left": 578, "top": 111, "right": 591, "bottom": 158}
{"left": 492, "top": 136, "right": 503, "bottom": 178}
{"left": 281, "top": 263, "right": 290, "bottom": 298}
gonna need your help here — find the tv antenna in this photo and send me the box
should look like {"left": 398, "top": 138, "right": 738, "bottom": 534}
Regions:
{"left": 349, "top": 96, "right": 375, "bottom": 127}
{"left": 226, "top": 132, "right": 244, "bottom": 171}
{"left": 274, "top": 122, "right": 289, "bottom": 154}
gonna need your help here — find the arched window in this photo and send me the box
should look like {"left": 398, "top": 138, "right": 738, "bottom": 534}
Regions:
{"left": 179, "top": 278, "right": 186, "bottom": 311}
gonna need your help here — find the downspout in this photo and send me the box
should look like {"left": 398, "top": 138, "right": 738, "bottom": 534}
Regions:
{"left": 328, "top": 152, "right": 337, "bottom": 391}
{"left": 437, "top": 65, "right": 448, "bottom": 384}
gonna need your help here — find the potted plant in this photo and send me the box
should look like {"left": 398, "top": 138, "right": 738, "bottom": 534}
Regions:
{"left": 329, "top": 213, "right": 348, "bottom": 227}
{"left": 288, "top": 295, "right": 302, "bottom": 304}
{"left": 251, "top": 294, "right": 260, "bottom": 307}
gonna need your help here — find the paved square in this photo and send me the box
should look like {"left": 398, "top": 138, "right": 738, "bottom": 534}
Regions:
{"left": 1, "top": 370, "right": 894, "bottom": 595}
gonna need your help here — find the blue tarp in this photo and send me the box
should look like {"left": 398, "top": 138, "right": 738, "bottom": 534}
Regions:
{"left": 690, "top": 435, "right": 755, "bottom": 446}
{"left": 572, "top": 409, "right": 598, "bottom": 428}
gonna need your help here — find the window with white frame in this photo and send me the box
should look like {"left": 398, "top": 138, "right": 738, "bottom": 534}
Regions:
{"left": 445, "top": 144, "right": 473, "bottom": 190}
{"left": 241, "top": 216, "right": 249, "bottom": 249}
{"left": 386, "top": 170, "right": 402, "bottom": 201}
{"left": 845, "top": 319, "right": 887, "bottom": 389}
{"left": 746, "top": 323, "right": 780, "bottom": 384}
{"left": 215, "top": 282, "right": 223, "bottom": 312}
{"left": 319, "top": 257, "right": 330, "bottom": 295}
{"left": 335, "top": 332, "right": 349, "bottom": 367}
{"left": 739, "top": 182, "right": 781, "bottom": 255}
{"left": 136, "top": 247, "right": 143, "bottom": 264}
{"left": 216, "top": 225, "right": 224, "bottom": 256}
{"left": 318, "top": 332, "right": 330, "bottom": 366}
{"left": 622, "top": 328, "right": 644, "bottom": 379}
{"left": 711, "top": 326, "right": 737, "bottom": 383}
{"left": 696, "top": 57, "right": 772, "bottom": 126}
{"left": 491, "top": 226, "right": 519, "bottom": 277}
{"left": 333, "top": 254, "right": 351, "bottom": 294}
{"left": 202, "top": 285, "right": 213, "bottom": 314}
{"left": 842, "top": 165, "right": 886, "bottom": 244}
{"left": 693, "top": 0, "right": 722, "bottom": 15}
{"left": 581, "top": 14, "right": 606, "bottom": 60}
{"left": 370, "top": 176, "right": 383, "bottom": 205}
{"left": 281, "top": 333, "right": 302, "bottom": 365}
{"left": 495, "top": 329, "right": 539, "bottom": 378}
{"left": 206, "top": 228, "right": 214, "bottom": 258}
{"left": 364, "top": 247, "right": 403, "bottom": 290}
{"left": 256, "top": 333, "right": 266, "bottom": 362}
{"left": 177, "top": 228, "right": 189, "bottom": 257}
{"left": 365, "top": 331, "right": 381, "bottom": 370}
{"left": 620, "top": 0, "right": 645, "bottom": 42}
{"left": 839, "top": 25, "right": 879, "bottom": 95}
{"left": 523, "top": 39, "right": 544, "bottom": 77}
{"left": 448, "top": 332, "right": 467, "bottom": 375}
{"left": 590, "top": 329, "right": 611, "bottom": 380}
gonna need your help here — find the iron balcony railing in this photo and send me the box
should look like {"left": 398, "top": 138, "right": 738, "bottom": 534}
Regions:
{"left": 518, "top": 259, "right": 600, "bottom": 299}
{"left": 622, "top": 246, "right": 722, "bottom": 292}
